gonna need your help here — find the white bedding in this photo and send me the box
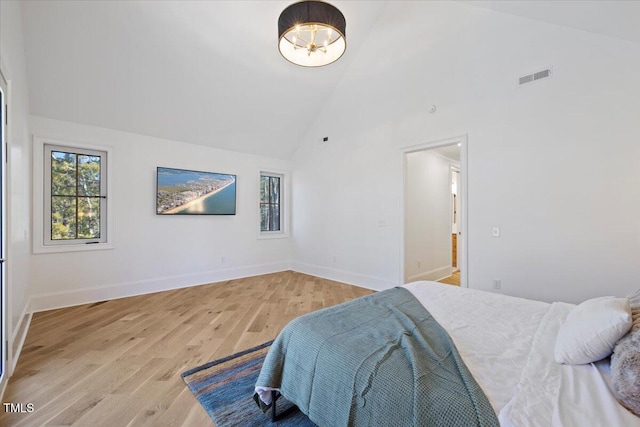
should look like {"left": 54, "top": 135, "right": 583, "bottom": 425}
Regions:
{"left": 404, "top": 281, "right": 640, "bottom": 427}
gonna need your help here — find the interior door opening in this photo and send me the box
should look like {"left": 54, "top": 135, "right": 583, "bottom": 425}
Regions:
{"left": 402, "top": 138, "right": 467, "bottom": 287}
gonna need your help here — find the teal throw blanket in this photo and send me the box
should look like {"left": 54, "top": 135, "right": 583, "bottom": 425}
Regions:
{"left": 255, "top": 287, "right": 499, "bottom": 426}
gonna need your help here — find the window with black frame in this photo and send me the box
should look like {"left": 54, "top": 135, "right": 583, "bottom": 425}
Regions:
{"left": 44, "top": 144, "right": 107, "bottom": 245}
{"left": 260, "top": 174, "right": 281, "bottom": 232}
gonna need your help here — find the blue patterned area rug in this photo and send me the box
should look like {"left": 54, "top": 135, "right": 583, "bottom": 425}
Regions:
{"left": 181, "top": 341, "right": 315, "bottom": 426}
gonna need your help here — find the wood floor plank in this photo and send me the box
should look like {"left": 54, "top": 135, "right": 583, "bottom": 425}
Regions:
{"left": 0, "top": 271, "right": 373, "bottom": 426}
{"left": 438, "top": 270, "right": 461, "bottom": 286}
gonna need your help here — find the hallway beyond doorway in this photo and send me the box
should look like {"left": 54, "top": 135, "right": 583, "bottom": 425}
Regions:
{"left": 438, "top": 270, "right": 460, "bottom": 286}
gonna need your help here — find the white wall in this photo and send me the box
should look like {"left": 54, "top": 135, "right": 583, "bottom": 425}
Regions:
{"left": 28, "top": 116, "right": 292, "bottom": 311}
{"left": 1, "top": 0, "right": 34, "bottom": 371}
{"left": 291, "top": 1, "right": 640, "bottom": 303}
{"left": 404, "top": 151, "right": 455, "bottom": 282}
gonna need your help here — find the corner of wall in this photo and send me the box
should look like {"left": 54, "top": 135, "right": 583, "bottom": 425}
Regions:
{"left": 290, "top": 261, "right": 395, "bottom": 292}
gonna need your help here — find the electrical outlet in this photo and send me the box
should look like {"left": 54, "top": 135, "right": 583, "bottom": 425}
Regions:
{"left": 221, "top": 256, "right": 225, "bottom": 264}
{"left": 493, "top": 279, "right": 501, "bottom": 290}
{"left": 492, "top": 227, "right": 500, "bottom": 237}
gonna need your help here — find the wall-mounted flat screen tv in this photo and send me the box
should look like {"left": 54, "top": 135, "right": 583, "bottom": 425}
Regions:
{"left": 156, "top": 167, "right": 236, "bottom": 215}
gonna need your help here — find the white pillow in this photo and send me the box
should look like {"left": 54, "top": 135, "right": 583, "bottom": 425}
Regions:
{"left": 554, "top": 296, "right": 632, "bottom": 365}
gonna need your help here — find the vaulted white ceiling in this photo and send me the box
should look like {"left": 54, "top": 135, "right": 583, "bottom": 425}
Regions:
{"left": 20, "top": 1, "right": 387, "bottom": 159}
{"left": 464, "top": 0, "right": 640, "bottom": 45}
{"left": 20, "top": 1, "right": 639, "bottom": 160}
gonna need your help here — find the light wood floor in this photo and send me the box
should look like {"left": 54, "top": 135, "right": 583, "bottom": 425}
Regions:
{"left": 438, "top": 270, "right": 460, "bottom": 286}
{"left": 0, "top": 271, "right": 372, "bottom": 426}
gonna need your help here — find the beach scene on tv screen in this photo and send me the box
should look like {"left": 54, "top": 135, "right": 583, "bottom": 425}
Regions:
{"left": 157, "top": 167, "right": 236, "bottom": 215}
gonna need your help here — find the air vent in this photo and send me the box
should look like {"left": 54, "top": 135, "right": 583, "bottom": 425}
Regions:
{"left": 518, "top": 68, "right": 552, "bottom": 86}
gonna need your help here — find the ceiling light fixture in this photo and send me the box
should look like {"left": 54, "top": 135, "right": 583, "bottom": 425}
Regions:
{"left": 278, "top": 1, "right": 346, "bottom": 67}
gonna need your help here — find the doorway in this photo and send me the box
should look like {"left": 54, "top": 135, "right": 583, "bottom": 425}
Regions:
{"left": 402, "top": 136, "right": 467, "bottom": 287}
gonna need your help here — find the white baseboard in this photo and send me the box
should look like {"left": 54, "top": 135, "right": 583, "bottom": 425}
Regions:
{"left": 1, "top": 302, "right": 32, "bottom": 400}
{"left": 0, "top": 376, "right": 6, "bottom": 404}
{"left": 30, "top": 261, "right": 291, "bottom": 313}
{"left": 1, "top": 297, "right": 32, "bottom": 401}
{"left": 406, "top": 266, "right": 452, "bottom": 283}
{"left": 291, "top": 261, "right": 396, "bottom": 292}
{"left": 10, "top": 303, "right": 32, "bottom": 375}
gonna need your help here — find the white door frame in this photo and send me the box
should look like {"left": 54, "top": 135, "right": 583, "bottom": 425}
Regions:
{"left": 0, "top": 64, "right": 8, "bottom": 397}
{"left": 400, "top": 134, "right": 468, "bottom": 287}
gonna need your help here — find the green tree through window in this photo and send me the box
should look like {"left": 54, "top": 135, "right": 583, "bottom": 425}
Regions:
{"left": 50, "top": 150, "right": 103, "bottom": 240}
{"left": 260, "top": 174, "right": 281, "bottom": 232}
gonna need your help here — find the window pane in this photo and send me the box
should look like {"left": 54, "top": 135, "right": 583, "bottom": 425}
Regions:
{"left": 260, "top": 176, "right": 269, "bottom": 203}
{"left": 261, "top": 203, "right": 281, "bottom": 232}
{"left": 260, "top": 174, "right": 283, "bottom": 233}
{"left": 78, "top": 154, "right": 101, "bottom": 196}
{"left": 260, "top": 204, "right": 269, "bottom": 231}
{"left": 269, "top": 204, "right": 280, "bottom": 231}
{"left": 51, "top": 196, "right": 77, "bottom": 240}
{"left": 51, "top": 151, "right": 77, "bottom": 196}
{"left": 270, "top": 177, "right": 280, "bottom": 204}
{"left": 78, "top": 197, "right": 101, "bottom": 238}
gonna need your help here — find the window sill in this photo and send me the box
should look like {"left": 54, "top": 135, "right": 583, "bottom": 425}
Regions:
{"left": 257, "top": 232, "right": 289, "bottom": 240}
{"left": 33, "top": 242, "right": 114, "bottom": 255}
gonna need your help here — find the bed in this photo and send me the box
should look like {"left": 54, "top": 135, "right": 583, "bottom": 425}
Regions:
{"left": 254, "top": 281, "right": 640, "bottom": 426}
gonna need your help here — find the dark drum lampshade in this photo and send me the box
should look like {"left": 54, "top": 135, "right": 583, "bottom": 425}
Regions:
{"left": 278, "top": 1, "right": 346, "bottom": 67}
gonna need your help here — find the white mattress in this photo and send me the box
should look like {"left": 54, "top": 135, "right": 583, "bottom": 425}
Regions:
{"left": 404, "top": 281, "right": 640, "bottom": 427}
